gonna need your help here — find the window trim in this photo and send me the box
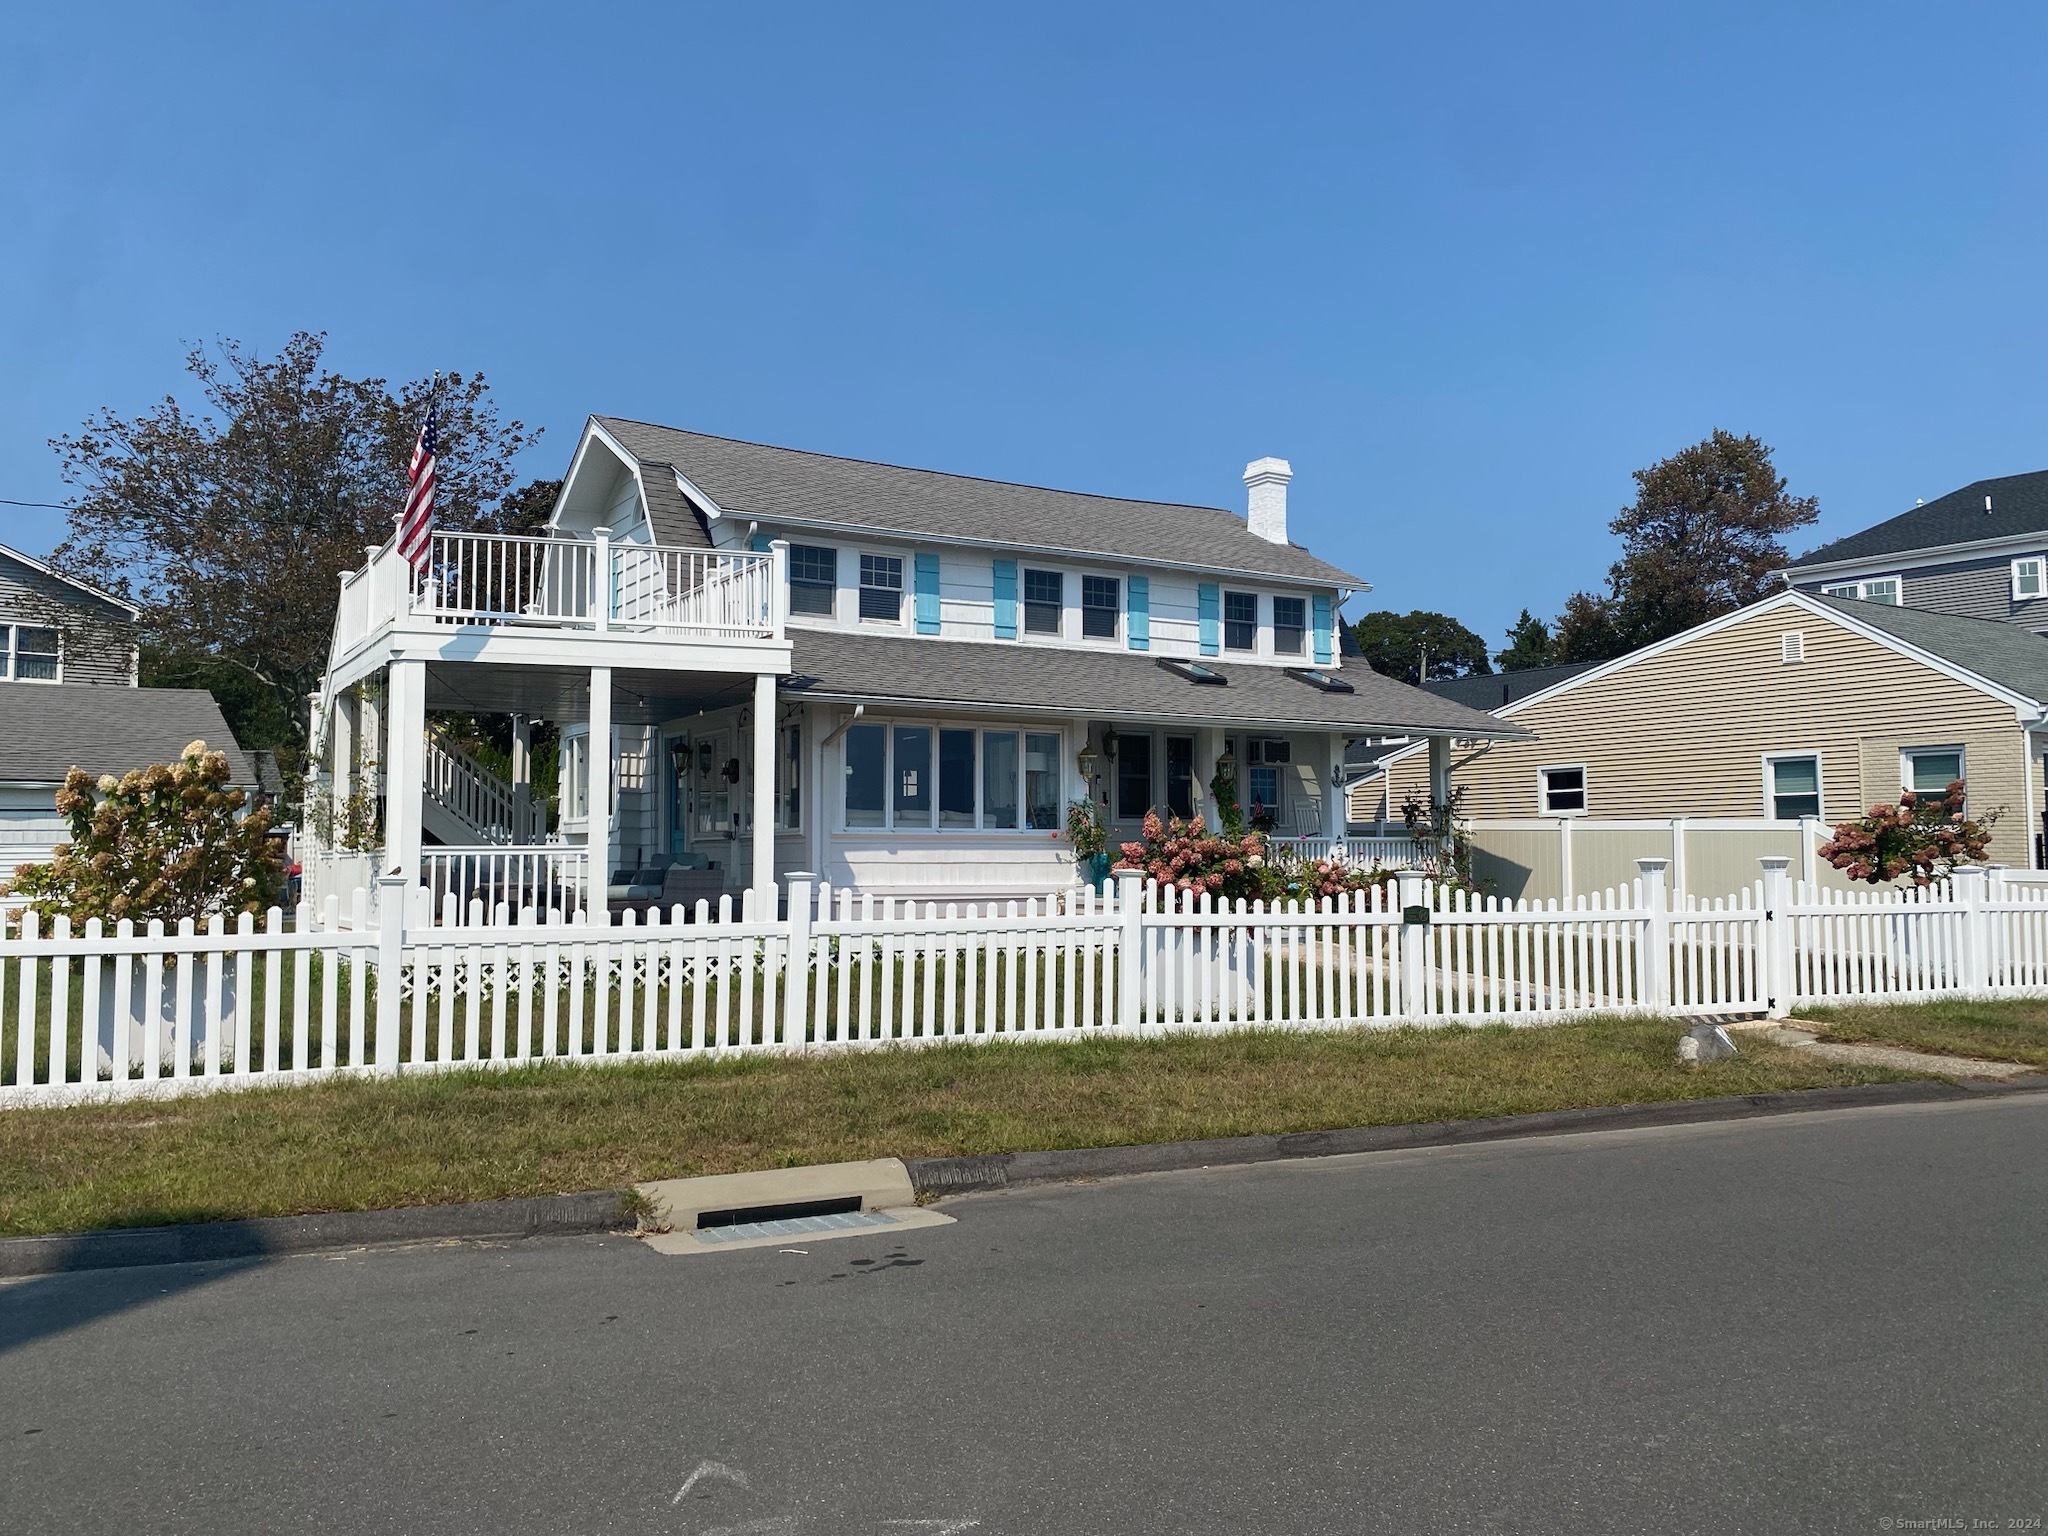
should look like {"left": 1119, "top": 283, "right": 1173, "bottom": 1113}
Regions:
{"left": 838, "top": 716, "right": 1065, "bottom": 834}
{"left": 786, "top": 543, "right": 839, "bottom": 620}
{"left": 1900, "top": 744, "right": 1966, "bottom": 801}
{"left": 2, "top": 622, "right": 62, "bottom": 684}
{"left": 1761, "top": 751, "right": 1824, "bottom": 823}
{"left": 857, "top": 551, "right": 905, "bottom": 625}
{"left": 1537, "top": 762, "right": 1588, "bottom": 818}
{"left": 2015, "top": 558, "right": 2046, "bottom": 602}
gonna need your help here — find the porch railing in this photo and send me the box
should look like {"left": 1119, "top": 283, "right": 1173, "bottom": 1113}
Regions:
{"left": 1271, "top": 835, "right": 1424, "bottom": 868}
{"left": 420, "top": 846, "right": 589, "bottom": 921}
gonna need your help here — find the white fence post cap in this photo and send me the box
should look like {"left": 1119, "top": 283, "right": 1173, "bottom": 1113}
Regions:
{"left": 1758, "top": 856, "right": 1791, "bottom": 872}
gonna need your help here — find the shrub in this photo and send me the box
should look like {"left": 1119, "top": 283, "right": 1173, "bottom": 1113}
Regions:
{"left": 1818, "top": 780, "right": 1998, "bottom": 887}
{"left": 4, "top": 741, "right": 287, "bottom": 926}
{"left": 1115, "top": 811, "right": 1390, "bottom": 905}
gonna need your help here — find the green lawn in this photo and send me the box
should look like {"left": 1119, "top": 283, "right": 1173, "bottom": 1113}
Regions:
{"left": 1795, "top": 998, "right": 2048, "bottom": 1069}
{"left": 0, "top": 1016, "right": 1927, "bottom": 1238}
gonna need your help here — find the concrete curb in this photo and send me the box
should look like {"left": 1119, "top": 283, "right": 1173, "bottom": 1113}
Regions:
{"left": 0, "top": 1190, "right": 628, "bottom": 1279}
{"left": 904, "top": 1078, "right": 2048, "bottom": 1196}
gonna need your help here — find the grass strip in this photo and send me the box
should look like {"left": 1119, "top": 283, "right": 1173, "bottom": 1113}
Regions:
{"left": 0, "top": 1015, "right": 1929, "bottom": 1238}
{"left": 1795, "top": 998, "right": 2048, "bottom": 1068}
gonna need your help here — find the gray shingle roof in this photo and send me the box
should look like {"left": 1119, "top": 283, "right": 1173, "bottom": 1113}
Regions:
{"left": 0, "top": 684, "right": 251, "bottom": 785}
{"left": 1421, "top": 661, "right": 1600, "bottom": 712}
{"left": 594, "top": 417, "right": 1365, "bottom": 587}
{"left": 1788, "top": 470, "right": 2048, "bottom": 569}
{"left": 1818, "top": 596, "right": 2048, "bottom": 706}
{"left": 783, "top": 630, "right": 1523, "bottom": 737}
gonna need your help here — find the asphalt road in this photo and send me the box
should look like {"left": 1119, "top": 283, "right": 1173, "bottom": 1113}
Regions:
{"left": 6, "top": 1096, "right": 2048, "bottom": 1535}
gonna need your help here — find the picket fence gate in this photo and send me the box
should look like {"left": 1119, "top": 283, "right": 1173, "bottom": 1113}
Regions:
{"left": 2, "top": 857, "right": 2033, "bottom": 1108}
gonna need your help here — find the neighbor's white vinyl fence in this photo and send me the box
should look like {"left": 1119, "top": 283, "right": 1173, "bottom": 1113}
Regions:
{"left": 1, "top": 860, "right": 2034, "bottom": 1107}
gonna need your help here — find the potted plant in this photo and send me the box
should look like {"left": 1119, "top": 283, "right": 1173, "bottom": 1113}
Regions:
{"left": 1066, "top": 797, "right": 1111, "bottom": 890}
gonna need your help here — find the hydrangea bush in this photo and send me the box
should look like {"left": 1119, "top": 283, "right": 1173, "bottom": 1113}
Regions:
{"left": 1817, "top": 780, "right": 1998, "bottom": 887}
{"left": 1114, "top": 811, "right": 1391, "bottom": 904}
{"left": 4, "top": 741, "right": 287, "bottom": 926}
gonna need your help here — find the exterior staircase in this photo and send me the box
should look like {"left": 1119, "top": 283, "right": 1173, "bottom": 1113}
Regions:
{"left": 422, "top": 734, "right": 548, "bottom": 847}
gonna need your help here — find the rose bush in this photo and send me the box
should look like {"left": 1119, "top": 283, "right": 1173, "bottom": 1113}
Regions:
{"left": 1817, "top": 780, "right": 1998, "bottom": 887}
{"left": 4, "top": 740, "right": 287, "bottom": 925}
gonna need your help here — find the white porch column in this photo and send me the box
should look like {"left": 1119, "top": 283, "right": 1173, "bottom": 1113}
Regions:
{"left": 751, "top": 670, "right": 777, "bottom": 909}
{"left": 331, "top": 688, "right": 359, "bottom": 836}
{"left": 359, "top": 681, "right": 382, "bottom": 800}
{"left": 587, "top": 667, "right": 612, "bottom": 924}
{"left": 1324, "top": 734, "right": 1347, "bottom": 844}
{"left": 510, "top": 713, "right": 534, "bottom": 840}
{"left": 382, "top": 660, "right": 427, "bottom": 882}
{"left": 1427, "top": 734, "right": 1453, "bottom": 808}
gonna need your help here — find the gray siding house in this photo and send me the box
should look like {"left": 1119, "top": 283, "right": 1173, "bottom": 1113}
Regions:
{"left": 1781, "top": 469, "right": 2048, "bottom": 634}
{"left": 0, "top": 541, "right": 139, "bottom": 685}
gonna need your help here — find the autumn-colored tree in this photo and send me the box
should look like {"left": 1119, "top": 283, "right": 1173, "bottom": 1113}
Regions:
{"left": 47, "top": 333, "right": 543, "bottom": 754}
{"left": 4, "top": 742, "right": 287, "bottom": 925}
{"left": 1552, "top": 430, "right": 1819, "bottom": 659}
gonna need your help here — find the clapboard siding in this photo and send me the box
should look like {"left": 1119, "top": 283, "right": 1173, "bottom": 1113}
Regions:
{"left": 1386, "top": 603, "right": 2034, "bottom": 866}
{"left": 0, "top": 552, "right": 137, "bottom": 685}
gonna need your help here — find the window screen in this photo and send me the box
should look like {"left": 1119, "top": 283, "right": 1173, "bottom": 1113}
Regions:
{"left": 1223, "top": 592, "right": 1257, "bottom": 651}
{"left": 788, "top": 545, "right": 837, "bottom": 616}
{"left": 859, "top": 554, "right": 903, "bottom": 622}
{"left": 1768, "top": 757, "right": 1819, "bottom": 820}
{"left": 1024, "top": 570, "right": 1063, "bottom": 635}
{"left": 1081, "top": 575, "right": 1119, "bottom": 639}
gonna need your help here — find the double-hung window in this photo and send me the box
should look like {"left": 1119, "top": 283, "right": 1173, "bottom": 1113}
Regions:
{"left": 2, "top": 625, "right": 59, "bottom": 682}
{"left": 859, "top": 554, "right": 904, "bottom": 622}
{"left": 1081, "top": 575, "right": 1119, "bottom": 640}
{"left": 1540, "top": 764, "right": 1587, "bottom": 815}
{"left": 1271, "top": 596, "right": 1306, "bottom": 656}
{"left": 1766, "top": 755, "right": 1820, "bottom": 820}
{"left": 788, "top": 545, "right": 838, "bottom": 616}
{"left": 1023, "top": 569, "right": 1063, "bottom": 635}
{"left": 2016, "top": 558, "right": 2045, "bottom": 601}
{"left": 1903, "top": 747, "right": 1964, "bottom": 800}
{"left": 1223, "top": 591, "right": 1258, "bottom": 652}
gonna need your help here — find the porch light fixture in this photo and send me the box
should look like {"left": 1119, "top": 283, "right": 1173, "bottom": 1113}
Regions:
{"left": 1077, "top": 745, "right": 1100, "bottom": 783}
{"left": 1216, "top": 749, "right": 1236, "bottom": 777}
{"left": 1101, "top": 729, "right": 1119, "bottom": 761}
{"left": 697, "top": 741, "right": 714, "bottom": 775}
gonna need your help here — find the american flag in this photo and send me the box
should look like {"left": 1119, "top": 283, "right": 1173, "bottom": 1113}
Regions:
{"left": 396, "top": 402, "right": 438, "bottom": 573}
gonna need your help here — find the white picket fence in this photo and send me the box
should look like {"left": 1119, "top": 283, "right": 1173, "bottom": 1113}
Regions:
{"left": 0, "top": 859, "right": 2034, "bottom": 1108}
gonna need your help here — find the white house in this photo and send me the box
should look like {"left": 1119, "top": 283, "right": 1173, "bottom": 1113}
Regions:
{"left": 309, "top": 420, "right": 1518, "bottom": 915}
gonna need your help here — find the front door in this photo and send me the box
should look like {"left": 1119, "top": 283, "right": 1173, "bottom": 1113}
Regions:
{"left": 691, "top": 730, "right": 733, "bottom": 869}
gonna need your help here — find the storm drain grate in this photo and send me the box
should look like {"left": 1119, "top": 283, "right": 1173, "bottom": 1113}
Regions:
{"left": 692, "top": 1209, "right": 902, "bottom": 1244}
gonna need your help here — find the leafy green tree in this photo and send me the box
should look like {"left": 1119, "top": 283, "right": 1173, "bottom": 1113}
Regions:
{"left": 1351, "top": 610, "right": 1492, "bottom": 685}
{"left": 48, "top": 332, "right": 542, "bottom": 757}
{"left": 1495, "top": 609, "right": 1554, "bottom": 671}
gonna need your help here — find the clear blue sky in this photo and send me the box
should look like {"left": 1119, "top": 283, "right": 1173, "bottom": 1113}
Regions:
{"left": 2, "top": 2, "right": 2042, "bottom": 649}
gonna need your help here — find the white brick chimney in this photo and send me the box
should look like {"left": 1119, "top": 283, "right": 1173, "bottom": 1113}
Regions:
{"left": 1244, "top": 457, "right": 1292, "bottom": 544}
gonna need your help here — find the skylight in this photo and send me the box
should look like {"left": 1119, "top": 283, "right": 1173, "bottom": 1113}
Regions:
{"left": 1157, "top": 657, "right": 1227, "bottom": 686}
{"left": 1285, "top": 667, "right": 1354, "bottom": 694}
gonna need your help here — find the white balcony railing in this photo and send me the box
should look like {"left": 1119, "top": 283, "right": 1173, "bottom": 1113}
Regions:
{"left": 329, "top": 532, "right": 782, "bottom": 665}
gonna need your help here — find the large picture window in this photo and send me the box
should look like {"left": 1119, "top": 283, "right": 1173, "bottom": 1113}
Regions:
{"left": 840, "top": 722, "right": 1062, "bottom": 832}
{"left": 789, "top": 545, "right": 837, "bottom": 616}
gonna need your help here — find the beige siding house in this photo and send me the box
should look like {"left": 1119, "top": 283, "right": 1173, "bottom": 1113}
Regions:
{"left": 1378, "top": 591, "right": 2048, "bottom": 871}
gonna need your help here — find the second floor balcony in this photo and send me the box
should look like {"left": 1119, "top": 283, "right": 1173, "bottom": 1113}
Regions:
{"left": 329, "top": 530, "right": 787, "bottom": 680}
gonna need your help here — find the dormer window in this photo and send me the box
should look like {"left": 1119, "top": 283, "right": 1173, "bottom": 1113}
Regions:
{"left": 1081, "top": 576, "right": 1119, "bottom": 639}
{"left": 1023, "top": 569, "right": 1063, "bottom": 635}
{"left": 788, "top": 544, "right": 837, "bottom": 616}
{"left": 1822, "top": 576, "right": 1901, "bottom": 606}
{"left": 859, "top": 554, "right": 903, "bottom": 622}
{"left": 1223, "top": 591, "right": 1258, "bottom": 651}
{"left": 1272, "top": 596, "right": 1306, "bottom": 656}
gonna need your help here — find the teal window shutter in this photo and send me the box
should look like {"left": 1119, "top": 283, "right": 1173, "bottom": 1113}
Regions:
{"left": 749, "top": 534, "right": 771, "bottom": 552}
{"left": 914, "top": 551, "right": 941, "bottom": 634}
{"left": 1127, "top": 574, "right": 1149, "bottom": 651}
{"left": 992, "top": 559, "right": 1018, "bottom": 639}
{"left": 1312, "top": 593, "right": 1333, "bottom": 665}
{"left": 1198, "top": 583, "right": 1220, "bottom": 656}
